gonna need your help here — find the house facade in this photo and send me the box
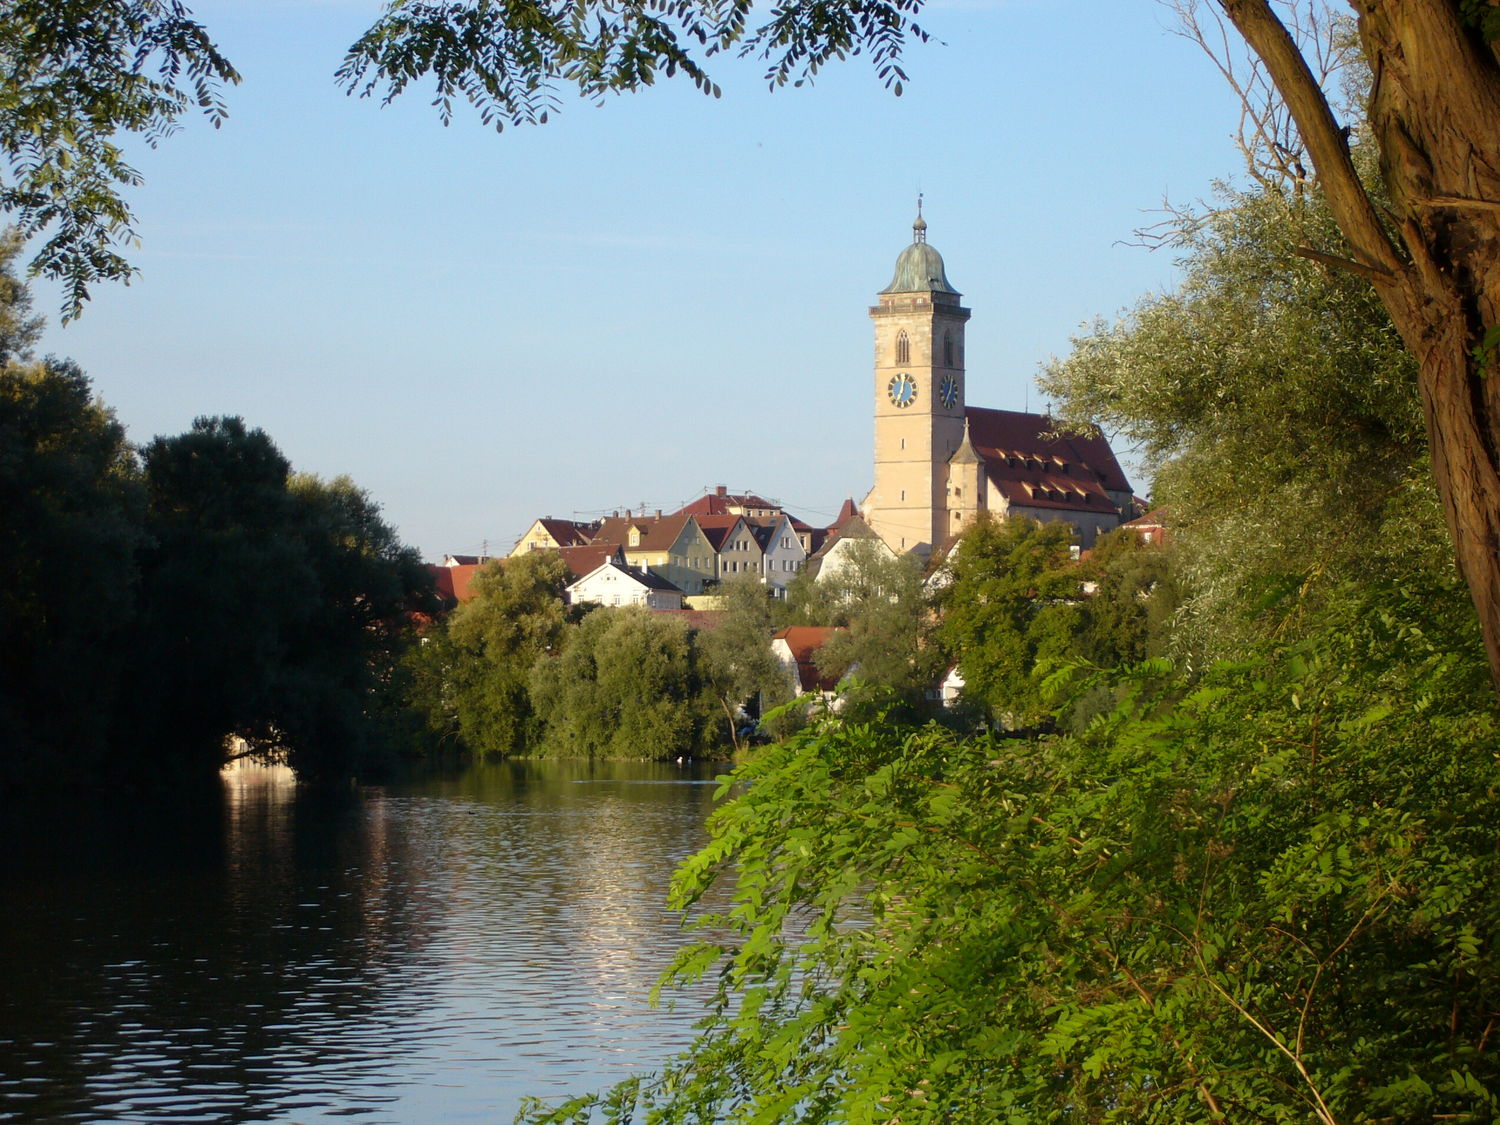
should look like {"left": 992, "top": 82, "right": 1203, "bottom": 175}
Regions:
{"left": 566, "top": 562, "right": 685, "bottom": 610}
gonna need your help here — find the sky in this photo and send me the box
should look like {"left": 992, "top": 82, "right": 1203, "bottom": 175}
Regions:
{"left": 30, "top": 0, "right": 1253, "bottom": 561}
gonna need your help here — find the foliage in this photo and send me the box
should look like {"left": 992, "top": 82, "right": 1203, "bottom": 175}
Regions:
{"left": 529, "top": 606, "right": 721, "bottom": 759}
{"left": 1072, "top": 525, "right": 1180, "bottom": 667}
{"left": 788, "top": 538, "right": 936, "bottom": 718}
{"left": 519, "top": 573, "right": 1500, "bottom": 1125}
{"left": 116, "top": 417, "right": 435, "bottom": 781}
{"left": 337, "top": 0, "right": 926, "bottom": 131}
{"left": 437, "top": 552, "right": 571, "bottom": 758}
{"left": 0, "top": 356, "right": 144, "bottom": 789}
{"left": 0, "top": 0, "right": 238, "bottom": 318}
{"left": 696, "top": 576, "right": 792, "bottom": 750}
{"left": 1038, "top": 172, "right": 1439, "bottom": 658}
{"left": 936, "top": 514, "right": 1083, "bottom": 728}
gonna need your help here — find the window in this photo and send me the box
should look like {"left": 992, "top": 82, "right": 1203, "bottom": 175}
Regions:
{"left": 896, "top": 330, "right": 910, "bottom": 365}
{"left": 900, "top": 489, "right": 906, "bottom": 501}
{"left": 944, "top": 333, "right": 954, "bottom": 366}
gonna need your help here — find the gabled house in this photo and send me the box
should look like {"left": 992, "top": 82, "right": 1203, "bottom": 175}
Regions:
{"left": 510, "top": 517, "right": 599, "bottom": 556}
{"left": 557, "top": 543, "right": 627, "bottom": 580}
{"left": 770, "top": 626, "right": 843, "bottom": 700}
{"left": 590, "top": 512, "right": 718, "bottom": 594}
{"left": 698, "top": 515, "right": 764, "bottom": 582}
{"left": 754, "top": 513, "right": 808, "bottom": 595}
{"left": 804, "top": 514, "right": 897, "bottom": 583}
{"left": 566, "top": 562, "right": 685, "bottom": 611}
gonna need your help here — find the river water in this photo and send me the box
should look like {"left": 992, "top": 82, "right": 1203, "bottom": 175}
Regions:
{"left": 0, "top": 760, "right": 732, "bottom": 1124}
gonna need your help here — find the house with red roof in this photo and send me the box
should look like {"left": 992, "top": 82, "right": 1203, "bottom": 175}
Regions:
{"left": 509, "top": 517, "right": 599, "bottom": 555}
{"left": 1118, "top": 506, "right": 1170, "bottom": 546}
{"left": 589, "top": 511, "right": 718, "bottom": 594}
{"left": 675, "top": 486, "right": 785, "bottom": 522}
{"left": 804, "top": 514, "right": 897, "bottom": 583}
{"left": 770, "top": 626, "right": 844, "bottom": 698}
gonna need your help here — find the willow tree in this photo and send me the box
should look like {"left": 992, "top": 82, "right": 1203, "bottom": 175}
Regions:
{"left": 1199, "top": 2, "right": 1500, "bottom": 693}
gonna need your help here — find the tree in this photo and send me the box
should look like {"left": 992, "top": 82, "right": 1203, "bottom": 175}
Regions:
{"left": 787, "top": 539, "right": 936, "bottom": 717}
{"left": 1039, "top": 170, "right": 1439, "bottom": 659}
{"left": 520, "top": 573, "right": 1500, "bottom": 1125}
{"left": 695, "top": 576, "right": 791, "bottom": 751}
{"left": 439, "top": 551, "right": 570, "bottom": 757}
{"left": 0, "top": 357, "right": 144, "bottom": 786}
{"left": 1197, "top": 1, "right": 1500, "bottom": 695}
{"left": 0, "top": 0, "right": 238, "bottom": 318}
{"left": 120, "top": 416, "right": 432, "bottom": 782}
{"left": 529, "top": 607, "right": 718, "bottom": 758}
{"left": 936, "top": 514, "right": 1083, "bottom": 728}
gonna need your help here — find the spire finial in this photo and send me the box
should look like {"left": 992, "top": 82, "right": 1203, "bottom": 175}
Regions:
{"left": 913, "top": 193, "right": 927, "bottom": 243}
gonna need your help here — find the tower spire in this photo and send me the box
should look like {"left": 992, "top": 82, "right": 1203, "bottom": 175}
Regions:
{"left": 913, "top": 194, "right": 927, "bottom": 244}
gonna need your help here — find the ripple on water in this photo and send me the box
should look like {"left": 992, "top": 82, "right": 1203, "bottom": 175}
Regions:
{"left": 0, "top": 760, "right": 732, "bottom": 1124}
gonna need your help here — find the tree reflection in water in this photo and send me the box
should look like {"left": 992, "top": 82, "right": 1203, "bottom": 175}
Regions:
{"left": 0, "top": 759, "right": 727, "bottom": 1123}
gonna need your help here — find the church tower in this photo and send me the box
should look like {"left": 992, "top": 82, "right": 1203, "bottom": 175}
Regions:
{"left": 865, "top": 204, "right": 971, "bottom": 555}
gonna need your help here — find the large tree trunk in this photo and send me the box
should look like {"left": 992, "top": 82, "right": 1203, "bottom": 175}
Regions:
{"left": 1220, "top": 0, "right": 1500, "bottom": 696}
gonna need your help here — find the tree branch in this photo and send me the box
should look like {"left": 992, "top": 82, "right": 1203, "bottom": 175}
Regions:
{"left": 1291, "top": 244, "right": 1395, "bottom": 281}
{"left": 1218, "top": 0, "right": 1407, "bottom": 279}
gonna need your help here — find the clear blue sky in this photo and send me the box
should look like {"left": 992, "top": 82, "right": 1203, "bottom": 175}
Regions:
{"left": 31, "top": 0, "right": 1251, "bottom": 561}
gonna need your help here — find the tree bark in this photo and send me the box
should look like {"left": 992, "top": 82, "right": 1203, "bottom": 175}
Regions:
{"left": 1219, "top": 0, "right": 1500, "bottom": 697}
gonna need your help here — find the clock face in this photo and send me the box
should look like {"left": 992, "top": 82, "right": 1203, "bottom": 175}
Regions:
{"left": 888, "top": 373, "right": 917, "bottom": 409}
{"left": 939, "top": 374, "right": 960, "bottom": 409}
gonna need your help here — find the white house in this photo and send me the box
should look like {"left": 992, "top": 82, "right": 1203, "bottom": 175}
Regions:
{"left": 805, "top": 515, "right": 898, "bottom": 584}
{"left": 566, "top": 562, "right": 685, "bottom": 610}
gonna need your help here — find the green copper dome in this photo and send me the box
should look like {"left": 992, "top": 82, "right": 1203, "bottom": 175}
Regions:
{"left": 880, "top": 209, "right": 960, "bottom": 295}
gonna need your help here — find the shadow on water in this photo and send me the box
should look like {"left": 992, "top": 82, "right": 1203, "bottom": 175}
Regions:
{"left": 0, "top": 758, "right": 730, "bottom": 1124}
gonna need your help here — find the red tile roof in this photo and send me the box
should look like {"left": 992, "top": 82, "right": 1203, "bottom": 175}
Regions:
{"left": 590, "top": 513, "right": 697, "bottom": 552}
{"left": 675, "top": 488, "right": 782, "bottom": 518}
{"left": 424, "top": 562, "right": 487, "bottom": 607}
{"left": 557, "top": 543, "right": 626, "bottom": 578}
{"left": 772, "top": 625, "right": 844, "bottom": 692}
{"left": 963, "top": 407, "right": 1129, "bottom": 515}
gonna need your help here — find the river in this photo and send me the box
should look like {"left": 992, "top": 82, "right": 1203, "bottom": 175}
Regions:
{"left": 0, "top": 759, "right": 732, "bottom": 1124}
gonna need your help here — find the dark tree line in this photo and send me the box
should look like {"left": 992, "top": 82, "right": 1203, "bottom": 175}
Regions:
{"left": 1, "top": 289, "right": 434, "bottom": 800}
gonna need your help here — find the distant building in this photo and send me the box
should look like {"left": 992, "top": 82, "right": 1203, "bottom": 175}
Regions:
{"left": 862, "top": 206, "right": 1135, "bottom": 556}
{"left": 510, "top": 517, "right": 599, "bottom": 555}
{"left": 770, "top": 626, "right": 843, "bottom": 698}
{"left": 567, "top": 562, "right": 685, "bottom": 611}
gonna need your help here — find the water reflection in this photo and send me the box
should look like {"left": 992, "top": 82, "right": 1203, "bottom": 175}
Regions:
{"left": 0, "top": 760, "right": 728, "bottom": 1123}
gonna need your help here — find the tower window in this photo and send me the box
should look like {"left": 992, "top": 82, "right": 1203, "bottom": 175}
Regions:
{"left": 896, "top": 330, "right": 910, "bottom": 365}
{"left": 944, "top": 333, "right": 954, "bottom": 366}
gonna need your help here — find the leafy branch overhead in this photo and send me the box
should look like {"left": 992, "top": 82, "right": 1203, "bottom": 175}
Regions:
{"left": 0, "top": 0, "right": 238, "bottom": 319}
{"left": 334, "top": 0, "right": 928, "bottom": 128}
